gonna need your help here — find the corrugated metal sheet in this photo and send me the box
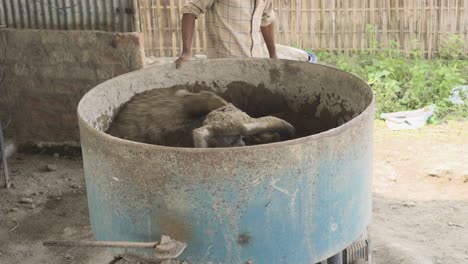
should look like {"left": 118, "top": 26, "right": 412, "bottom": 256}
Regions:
{"left": 0, "top": 0, "right": 134, "bottom": 32}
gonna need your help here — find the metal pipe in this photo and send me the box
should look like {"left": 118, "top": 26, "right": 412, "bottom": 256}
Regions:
{"left": 43, "top": 240, "right": 158, "bottom": 249}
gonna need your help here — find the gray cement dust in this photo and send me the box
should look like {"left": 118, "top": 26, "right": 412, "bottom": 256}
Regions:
{"left": 106, "top": 87, "right": 227, "bottom": 147}
{"left": 107, "top": 83, "right": 342, "bottom": 147}
{"left": 221, "top": 82, "right": 343, "bottom": 137}
{"left": 194, "top": 103, "right": 295, "bottom": 148}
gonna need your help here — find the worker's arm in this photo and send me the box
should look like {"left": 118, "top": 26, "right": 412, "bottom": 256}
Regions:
{"left": 175, "top": 0, "right": 215, "bottom": 69}
{"left": 175, "top": 14, "right": 196, "bottom": 69}
{"left": 261, "top": 23, "right": 277, "bottom": 59}
{"left": 260, "top": 0, "right": 277, "bottom": 59}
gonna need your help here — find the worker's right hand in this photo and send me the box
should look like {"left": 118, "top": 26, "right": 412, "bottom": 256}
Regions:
{"left": 175, "top": 51, "right": 192, "bottom": 69}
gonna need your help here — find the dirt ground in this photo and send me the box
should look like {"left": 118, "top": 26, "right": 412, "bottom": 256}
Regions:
{"left": 370, "top": 120, "right": 468, "bottom": 264}
{"left": 0, "top": 121, "right": 467, "bottom": 264}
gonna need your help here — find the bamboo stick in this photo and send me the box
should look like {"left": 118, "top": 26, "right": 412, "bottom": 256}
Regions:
{"left": 132, "top": 0, "right": 141, "bottom": 32}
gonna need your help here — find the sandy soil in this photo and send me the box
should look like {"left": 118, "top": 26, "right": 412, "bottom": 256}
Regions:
{"left": 370, "top": 121, "right": 468, "bottom": 264}
{"left": 0, "top": 121, "right": 467, "bottom": 264}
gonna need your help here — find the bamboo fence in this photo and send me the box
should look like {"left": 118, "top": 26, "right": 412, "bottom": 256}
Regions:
{"left": 136, "top": 0, "right": 468, "bottom": 58}
{"left": 1, "top": 0, "right": 466, "bottom": 58}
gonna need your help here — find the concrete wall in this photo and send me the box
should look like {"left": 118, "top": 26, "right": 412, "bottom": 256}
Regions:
{"left": 0, "top": 28, "right": 144, "bottom": 147}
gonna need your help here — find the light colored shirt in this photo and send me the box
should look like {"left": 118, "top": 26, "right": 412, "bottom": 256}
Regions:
{"left": 276, "top": 44, "right": 309, "bottom": 62}
{"left": 182, "top": 0, "right": 275, "bottom": 58}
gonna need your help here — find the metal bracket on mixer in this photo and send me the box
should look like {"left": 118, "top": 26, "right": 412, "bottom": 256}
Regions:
{"left": 315, "top": 231, "right": 370, "bottom": 264}
{"left": 43, "top": 235, "right": 187, "bottom": 260}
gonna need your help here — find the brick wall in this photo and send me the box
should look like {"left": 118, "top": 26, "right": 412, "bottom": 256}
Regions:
{"left": 0, "top": 29, "right": 144, "bottom": 147}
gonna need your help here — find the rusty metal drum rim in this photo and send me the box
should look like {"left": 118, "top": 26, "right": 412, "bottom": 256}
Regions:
{"left": 77, "top": 58, "right": 375, "bottom": 152}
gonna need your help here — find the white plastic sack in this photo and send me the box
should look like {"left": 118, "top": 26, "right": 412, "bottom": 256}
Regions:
{"left": 449, "top": 85, "right": 468, "bottom": 106}
{"left": 380, "top": 106, "right": 435, "bottom": 131}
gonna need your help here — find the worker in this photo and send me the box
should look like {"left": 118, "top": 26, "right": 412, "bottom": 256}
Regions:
{"left": 175, "top": 0, "right": 278, "bottom": 69}
{"left": 175, "top": 1, "right": 317, "bottom": 68}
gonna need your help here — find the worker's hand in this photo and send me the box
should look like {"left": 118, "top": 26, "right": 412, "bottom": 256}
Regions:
{"left": 175, "top": 51, "right": 192, "bottom": 69}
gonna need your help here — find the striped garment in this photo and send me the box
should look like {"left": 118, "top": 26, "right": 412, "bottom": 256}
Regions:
{"left": 181, "top": 0, "right": 275, "bottom": 58}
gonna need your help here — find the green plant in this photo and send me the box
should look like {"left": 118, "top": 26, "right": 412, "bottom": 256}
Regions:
{"left": 439, "top": 35, "right": 465, "bottom": 60}
{"left": 314, "top": 40, "right": 467, "bottom": 121}
{"left": 366, "top": 24, "right": 379, "bottom": 54}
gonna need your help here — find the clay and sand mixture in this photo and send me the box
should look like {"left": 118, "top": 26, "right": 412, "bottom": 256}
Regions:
{"left": 106, "top": 86, "right": 296, "bottom": 148}
{"left": 106, "top": 82, "right": 345, "bottom": 149}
